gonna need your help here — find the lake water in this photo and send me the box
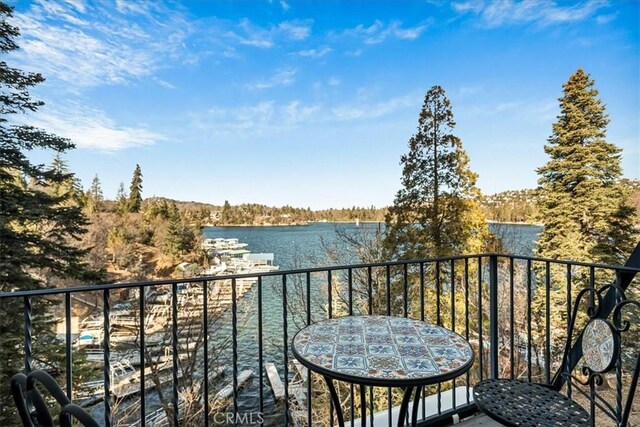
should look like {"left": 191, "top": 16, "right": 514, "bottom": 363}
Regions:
{"left": 200, "top": 222, "right": 542, "bottom": 423}
{"left": 202, "top": 222, "right": 542, "bottom": 271}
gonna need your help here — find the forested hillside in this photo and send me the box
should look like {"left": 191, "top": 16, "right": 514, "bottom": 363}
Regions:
{"left": 479, "top": 179, "right": 640, "bottom": 224}
{"left": 75, "top": 166, "right": 640, "bottom": 284}
{"left": 480, "top": 189, "right": 539, "bottom": 223}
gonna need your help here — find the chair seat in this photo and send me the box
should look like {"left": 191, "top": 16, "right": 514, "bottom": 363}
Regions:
{"left": 473, "top": 379, "right": 591, "bottom": 427}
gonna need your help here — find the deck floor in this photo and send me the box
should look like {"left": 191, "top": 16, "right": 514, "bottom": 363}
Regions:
{"left": 457, "top": 414, "right": 502, "bottom": 426}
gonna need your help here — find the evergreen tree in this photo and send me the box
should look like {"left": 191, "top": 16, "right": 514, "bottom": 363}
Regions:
{"left": 166, "top": 215, "right": 184, "bottom": 259}
{"left": 221, "top": 200, "right": 232, "bottom": 224}
{"left": 47, "top": 154, "right": 84, "bottom": 205}
{"left": 106, "top": 226, "right": 129, "bottom": 268}
{"left": 536, "top": 68, "right": 637, "bottom": 264}
{"left": 532, "top": 69, "right": 638, "bottom": 354}
{"left": 89, "top": 174, "right": 103, "bottom": 201}
{"left": 127, "top": 163, "right": 143, "bottom": 213}
{"left": 0, "top": 4, "right": 100, "bottom": 422}
{"left": 116, "top": 182, "right": 128, "bottom": 215}
{"left": 164, "top": 203, "right": 196, "bottom": 260}
{"left": 384, "top": 85, "right": 490, "bottom": 259}
{"left": 85, "top": 174, "right": 103, "bottom": 213}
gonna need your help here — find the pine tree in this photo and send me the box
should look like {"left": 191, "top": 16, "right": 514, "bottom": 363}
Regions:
{"left": 221, "top": 200, "right": 232, "bottom": 224}
{"left": 116, "top": 182, "right": 128, "bottom": 215}
{"left": 532, "top": 69, "right": 638, "bottom": 354}
{"left": 127, "top": 163, "right": 143, "bottom": 213}
{"left": 164, "top": 203, "right": 196, "bottom": 260}
{"left": 86, "top": 174, "right": 103, "bottom": 213}
{"left": 536, "top": 68, "right": 638, "bottom": 264}
{"left": 47, "top": 154, "right": 84, "bottom": 205}
{"left": 0, "top": 3, "right": 100, "bottom": 422}
{"left": 90, "top": 175, "right": 103, "bottom": 200}
{"left": 384, "top": 85, "right": 490, "bottom": 259}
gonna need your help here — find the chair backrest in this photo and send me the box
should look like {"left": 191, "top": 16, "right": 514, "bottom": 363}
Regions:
{"left": 557, "top": 284, "right": 639, "bottom": 426}
{"left": 11, "top": 370, "right": 99, "bottom": 427}
{"left": 553, "top": 242, "right": 640, "bottom": 383}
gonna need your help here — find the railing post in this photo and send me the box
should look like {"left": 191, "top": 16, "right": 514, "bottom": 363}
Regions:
{"left": 23, "top": 296, "right": 33, "bottom": 373}
{"left": 103, "top": 289, "right": 112, "bottom": 427}
{"left": 489, "top": 255, "right": 499, "bottom": 380}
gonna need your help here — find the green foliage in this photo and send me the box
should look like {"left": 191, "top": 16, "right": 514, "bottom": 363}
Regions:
{"left": 143, "top": 198, "right": 171, "bottom": 220}
{"left": 0, "top": 3, "right": 101, "bottom": 423}
{"left": 214, "top": 200, "right": 385, "bottom": 225}
{"left": 115, "top": 182, "right": 128, "bottom": 215}
{"left": 106, "top": 226, "right": 130, "bottom": 268}
{"left": 536, "top": 68, "right": 638, "bottom": 265}
{"left": 480, "top": 189, "right": 539, "bottom": 223}
{"left": 163, "top": 203, "right": 197, "bottom": 260}
{"left": 384, "top": 85, "right": 491, "bottom": 259}
{"left": 47, "top": 154, "right": 84, "bottom": 203}
{"left": 531, "top": 69, "right": 639, "bottom": 372}
{"left": 127, "top": 163, "right": 143, "bottom": 213}
{"left": 220, "top": 199, "right": 232, "bottom": 223}
{"left": 85, "top": 174, "right": 103, "bottom": 213}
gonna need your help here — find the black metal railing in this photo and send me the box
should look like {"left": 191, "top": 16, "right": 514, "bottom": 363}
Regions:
{"left": 1, "top": 253, "right": 639, "bottom": 426}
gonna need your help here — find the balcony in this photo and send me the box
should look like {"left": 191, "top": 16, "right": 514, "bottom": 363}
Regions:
{"left": 2, "top": 252, "right": 639, "bottom": 426}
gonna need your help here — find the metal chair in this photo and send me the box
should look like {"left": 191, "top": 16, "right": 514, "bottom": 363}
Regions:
{"left": 473, "top": 283, "right": 639, "bottom": 426}
{"left": 11, "top": 370, "right": 99, "bottom": 427}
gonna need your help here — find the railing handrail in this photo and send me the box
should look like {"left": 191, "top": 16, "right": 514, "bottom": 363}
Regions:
{"left": 2, "top": 252, "right": 640, "bottom": 298}
{"left": 3, "top": 250, "right": 640, "bottom": 426}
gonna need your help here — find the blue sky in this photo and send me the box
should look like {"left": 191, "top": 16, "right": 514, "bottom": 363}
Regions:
{"left": 10, "top": 0, "right": 640, "bottom": 209}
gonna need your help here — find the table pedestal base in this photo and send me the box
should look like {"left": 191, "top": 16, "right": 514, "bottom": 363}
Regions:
{"left": 324, "top": 378, "right": 423, "bottom": 427}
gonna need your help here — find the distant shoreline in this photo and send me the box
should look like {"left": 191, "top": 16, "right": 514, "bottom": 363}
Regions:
{"left": 204, "top": 220, "right": 544, "bottom": 228}
{"left": 203, "top": 222, "right": 309, "bottom": 227}
{"left": 488, "top": 220, "right": 544, "bottom": 227}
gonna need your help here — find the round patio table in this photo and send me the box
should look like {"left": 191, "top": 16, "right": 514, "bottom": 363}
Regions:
{"left": 291, "top": 315, "right": 474, "bottom": 427}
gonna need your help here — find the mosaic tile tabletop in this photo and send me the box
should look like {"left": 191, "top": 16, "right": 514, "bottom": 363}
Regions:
{"left": 292, "top": 315, "right": 473, "bottom": 385}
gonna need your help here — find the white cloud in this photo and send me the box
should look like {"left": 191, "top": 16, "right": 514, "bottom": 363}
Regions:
{"left": 280, "top": 0, "right": 290, "bottom": 11}
{"left": 345, "top": 49, "right": 363, "bottom": 57}
{"left": 152, "top": 77, "right": 177, "bottom": 89}
{"left": 330, "top": 93, "right": 418, "bottom": 121}
{"left": 342, "top": 20, "right": 429, "bottom": 44}
{"left": 328, "top": 78, "right": 341, "bottom": 86}
{"left": 246, "top": 68, "right": 297, "bottom": 90}
{"left": 227, "top": 19, "right": 311, "bottom": 48}
{"left": 596, "top": 13, "right": 617, "bottom": 24}
{"left": 14, "top": 1, "right": 315, "bottom": 94}
{"left": 278, "top": 20, "right": 312, "bottom": 40}
{"left": 222, "top": 47, "right": 239, "bottom": 58}
{"left": 63, "top": 0, "right": 87, "bottom": 13}
{"left": 13, "top": 0, "right": 193, "bottom": 88}
{"left": 452, "top": 0, "right": 610, "bottom": 28}
{"left": 458, "top": 85, "right": 483, "bottom": 97}
{"left": 284, "top": 101, "right": 321, "bottom": 124}
{"left": 32, "top": 102, "right": 163, "bottom": 152}
{"left": 195, "top": 102, "right": 278, "bottom": 135}
{"left": 236, "top": 36, "right": 274, "bottom": 48}
{"left": 231, "top": 18, "right": 274, "bottom": 48}
{"left": 192, "top": 91, "right": 418, "bottom": 139}
{"left": 465, "top": 101, "right": 523, "bottom": 116}
{"left": 451, "top": 1, "right": 483, "bottom": 13}
{"left": 296, "top": 47, "right": 332, "bottom": 58}
{"left": 114, "top": 0, "right": 153, "bottom": 15}
{"left": 463, "top": 99, "right": 557, "bottom": 123}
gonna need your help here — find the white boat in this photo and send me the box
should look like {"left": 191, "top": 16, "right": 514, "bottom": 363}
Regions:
{"left": 202, "top": 238, "right": 249, "bottom": 252}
